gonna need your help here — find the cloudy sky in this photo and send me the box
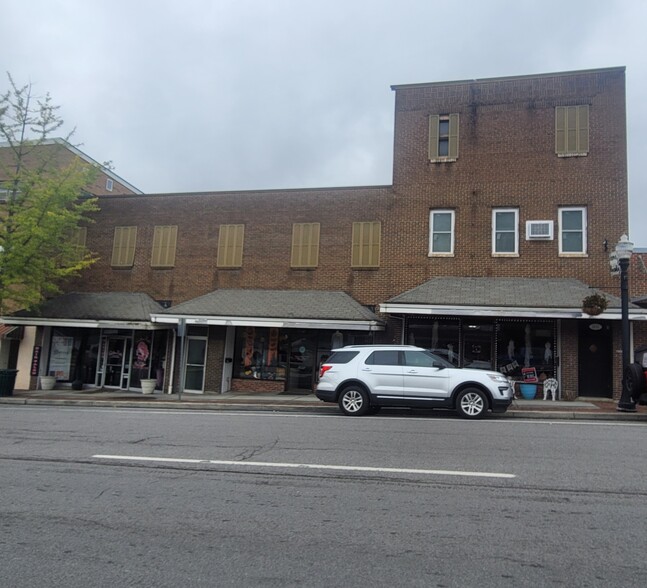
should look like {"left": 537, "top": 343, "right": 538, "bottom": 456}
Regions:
{"left": 3, "top": 0, "right": 646, "bottom": 244}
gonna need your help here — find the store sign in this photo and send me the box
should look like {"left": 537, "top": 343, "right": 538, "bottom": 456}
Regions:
{"left": 30, "top": 346, "right": 41, "bottom": 376}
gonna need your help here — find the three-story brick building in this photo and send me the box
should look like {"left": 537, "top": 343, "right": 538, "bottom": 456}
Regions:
{"left": 8, "top": 66, "right": 646, "bottom": 400}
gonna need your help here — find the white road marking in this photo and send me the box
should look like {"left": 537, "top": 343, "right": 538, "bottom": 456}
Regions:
{"left": 92, "top": 454, "right": 516, "bottom": 479}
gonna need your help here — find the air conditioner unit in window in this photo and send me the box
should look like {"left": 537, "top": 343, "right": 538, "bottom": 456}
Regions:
{"left": 526, "top": 220, "right": 554, "bottom": 240}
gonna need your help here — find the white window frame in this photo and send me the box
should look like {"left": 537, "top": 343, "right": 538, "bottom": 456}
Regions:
{"left": 559, "top": 206, "right": 587, "bottom": 255}
{"left": 106, "top": 178, "right": 114, "bottom": 192}
{"left": 429, "top": 209, "right": 455, "bottom": 256}
{"left": 492, "top": 208, "right": 519, "bottom": 256}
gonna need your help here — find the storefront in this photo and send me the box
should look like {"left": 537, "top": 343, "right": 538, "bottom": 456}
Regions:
{"left": 152, "top": 288, "right": 384, "bottom": 394}
{"left": 381, "top": 276, "right": 647, "bottom": 399}
{"left": 5, "top": 292, "right": 171, "bottom": 391}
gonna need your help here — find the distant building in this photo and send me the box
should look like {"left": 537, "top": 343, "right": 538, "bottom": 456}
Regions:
{"left": 6, "top": 67, "right": 646, "bottom": 402}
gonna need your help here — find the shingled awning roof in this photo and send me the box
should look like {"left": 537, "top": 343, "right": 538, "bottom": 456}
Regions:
{"left": 381, "top": 277, "right": 647, "bottom": 320}
{"left": 152, "top": 289, "right": 384, "bottom": 331}
{"left": 4, "top": 292, "right": 167, "bottom": 329}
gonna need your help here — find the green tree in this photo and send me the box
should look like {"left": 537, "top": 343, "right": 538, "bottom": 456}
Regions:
{"left": 0, "top": 74, "right": 99, "bottom": 314}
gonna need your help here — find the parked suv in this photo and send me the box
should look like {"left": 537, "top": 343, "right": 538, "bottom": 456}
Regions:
{"left": 316, "top": 345, "right": 513, "bottom": 419}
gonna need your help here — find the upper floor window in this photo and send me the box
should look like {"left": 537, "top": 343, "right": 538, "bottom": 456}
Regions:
{"left": 291, "top": 223, "right": 320, "bottom": 268}
{"left": 352, "top": 221, "right": 381, "bottom": 268}
{"left": 429, "top": 209, "right": 455, "bottom": 256}
{"left": 111, "top": 226, "right": 137, "bottom": 268}
{"left": 105, "top": 178, "right": 114, "bottom": 192}
{"left": 559, "top": 207, "right": 587, "bottom": 255}
{"left": 428, "top": 114, "right": 459, "bottom": 161}
{"left": 151, "top": 225, "right": 178, "bottom": 268}
{"left": 555, "top": 105, "right": 589, "bottom": 156}
{"left": 217, "top": 224, "right": 244, "bottom": 268}
{"left": 492, "top": 208, "right": 519, "bottom": 255}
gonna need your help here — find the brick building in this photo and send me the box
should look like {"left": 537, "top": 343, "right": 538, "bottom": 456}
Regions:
{"left": 7, "top": 66, "right": 647, "bottom": 401}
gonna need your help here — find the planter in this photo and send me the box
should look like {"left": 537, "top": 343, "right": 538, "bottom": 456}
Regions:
{"left": 40, "top": 375, "right": 56, "bottom": 391}
{"left": 583, "top": 306, "right": 603, "bottom": 316}
{"left": 519, "top": 383, "right": 537, "bottom": 400}
{"left": 140, "top": 379, "right": 157, "bottom": 395}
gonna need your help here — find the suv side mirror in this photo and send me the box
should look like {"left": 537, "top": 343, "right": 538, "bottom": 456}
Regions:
{"left": 433, "top": 362, "right": 446, "bottom": 370}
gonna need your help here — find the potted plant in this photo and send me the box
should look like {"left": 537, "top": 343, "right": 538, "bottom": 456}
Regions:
{"left": 140, "top": 379, "right": 157, "bottom": 394}
{"left": 40, "top": 375, "right": 56, "bottom": 390}
{"left": 582, "top": 292, "right": 608, "bottom": 316}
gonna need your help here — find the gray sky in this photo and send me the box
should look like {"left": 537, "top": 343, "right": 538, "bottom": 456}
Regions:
{"left": 3, "top": 0, "right": 646, "bottom": 244}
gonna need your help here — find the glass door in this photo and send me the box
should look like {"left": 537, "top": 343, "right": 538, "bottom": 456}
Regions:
{"left": 184, "top": 337, "right": 207, "bottom": 393}
{"left": 103, "top": 337, "right": 131, "bottom": 388}
{"left": 287, "top": 331, "right": 317, "bottom": 392}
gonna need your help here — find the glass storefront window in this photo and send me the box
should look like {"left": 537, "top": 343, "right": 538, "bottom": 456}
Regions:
{"left": 406, "top": 319, "right": 460, "bottom": 366}
{"left": 235, "top": 327, "right": 287, "bottom": 381}
{"left": 496, "top": 321, "right": 556, "bottom": 379}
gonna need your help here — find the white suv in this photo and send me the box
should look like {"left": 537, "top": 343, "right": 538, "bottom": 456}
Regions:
{"left": 316, "top": 345, "right": 513, "bottom": 419}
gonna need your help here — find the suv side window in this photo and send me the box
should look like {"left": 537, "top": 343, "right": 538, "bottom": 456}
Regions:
{"left": 325, "top": 351, "right": 359, "bottom": 364}
{"left": 365, "top": 350, "right": 401, "bottom": 366}
{"left": 404, "top": 350, "right": 453, "bottom": 368}
{"left": 403, "top": 351, "right": 436, "bottom": 367}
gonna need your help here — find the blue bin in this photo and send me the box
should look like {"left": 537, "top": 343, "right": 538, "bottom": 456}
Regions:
{"left": 519, "top": 383, "right": 536, "bottom": 400}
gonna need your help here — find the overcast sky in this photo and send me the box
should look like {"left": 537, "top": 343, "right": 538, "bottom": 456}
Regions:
{"left": 3, "top": 0, "right": 646, "bottom": 245}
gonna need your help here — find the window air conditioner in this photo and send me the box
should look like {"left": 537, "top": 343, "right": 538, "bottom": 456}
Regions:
{"left": 526, "top": 220, "right": 554, "bottom": 240}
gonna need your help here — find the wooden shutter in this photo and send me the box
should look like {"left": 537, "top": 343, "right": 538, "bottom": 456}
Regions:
{"left": 217, "top": 224, "right": 244, "bottom": 267}
{"left": 428, "top": 115, "right": 439, "bottom": 160}
{"left": 556, "top": 105, "right": 588, "bottom": 154}
{"left": 111, "top": 226, "right": 137, "bottom": 267}
{"left": 151, "top": 226, "right": 178, "bottom": 267}
{"left": 71, "top": 227, "right": 87, "bottom": 261}
{"left": 448, "top": 113, "right": 459, "bottom": 159}
{"left": 577, "top": 105, "right": 589, "bottom": 154}
{"left": 555, "top": 106, "right": 566, "bottom": 154}
{"left": 352, "top": 221, "right": 381, "bottom": 268}
{"left": 291, "top": 223, "right": 320, "bottom": 268}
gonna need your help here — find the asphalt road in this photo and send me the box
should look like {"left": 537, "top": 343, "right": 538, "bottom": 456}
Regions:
{"left": 2, "top": 406, "right": 647, "bottom": 587}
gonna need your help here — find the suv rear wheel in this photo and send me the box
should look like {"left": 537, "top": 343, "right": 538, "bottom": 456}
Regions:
{"left": 456, "top": 388, "right": 488, "bottom": 419}
{"left": 339, "top": 385, "right": 370, "bottom": 416}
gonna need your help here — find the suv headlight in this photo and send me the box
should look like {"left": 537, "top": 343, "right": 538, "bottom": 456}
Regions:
{"left": 487, "top": 373, "right": 509, "bottom": 383}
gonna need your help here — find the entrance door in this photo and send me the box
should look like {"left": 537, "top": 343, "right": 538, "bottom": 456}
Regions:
{"left": 184, "top": 337, "right": 207, "bottom": 393}
{"left": 578, "top": 321, "right": 612, "bottom": 397}
{"left": 104, "top": 337, "right": 131, "bottom": 388}
{"left": 462, "top": 323, "right": 494, "bottom": 370}
{"left": 287, "top": 332, "right": 317, "bottom": 392}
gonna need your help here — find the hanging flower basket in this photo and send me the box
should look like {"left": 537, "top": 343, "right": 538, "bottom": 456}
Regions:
{"left": 582, "top": 293, "right": 608, "bottom": 316}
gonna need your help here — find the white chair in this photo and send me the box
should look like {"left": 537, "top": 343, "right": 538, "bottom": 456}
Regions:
{"left": 543, "top": 378, "right": 558, "bottom": 401}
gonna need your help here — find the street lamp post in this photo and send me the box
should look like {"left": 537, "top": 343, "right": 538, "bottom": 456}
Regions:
{"left": 616, "top": 234, "right": 635, "bottom": 411}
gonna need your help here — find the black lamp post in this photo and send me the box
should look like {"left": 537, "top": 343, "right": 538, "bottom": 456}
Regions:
{"left": 615, "top": 234, "right": 635, "bottom": 411}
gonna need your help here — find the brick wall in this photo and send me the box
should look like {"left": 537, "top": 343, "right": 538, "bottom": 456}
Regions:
{"left": 67, "top": 68, "right": 628, "bottom": 314}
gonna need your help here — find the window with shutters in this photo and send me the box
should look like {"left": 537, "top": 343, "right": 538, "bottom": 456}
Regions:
{"left": 291, "top": 223, "right": 320, "bottom": 268}
{"left": 429, "top": 114, "right": 459, "bottom": 161}
{"left": 492, "top": 208, "right": 519, "bottom": 255}
{"left": 111, "top": 226, "right": 137, "bottom": 267}
{"left": 555, "top": 105, "right": 589, "bottom": 156}
{"left": 217, "top": 224, "right": 244, "bottom": 268}
{"left": 151, "top": 225, "right": 178, "bottom": 268}
{"left": 429, "top": 210, "right": 455, "bottom": 256}
{"left": 559, "top": 207, "right": 587, "bottom": 255}
{"left": 351, "top": 221, "right": 381, "bottom": 268}
{"left": 70, "top": 226, "right": 87, "bottom": 261}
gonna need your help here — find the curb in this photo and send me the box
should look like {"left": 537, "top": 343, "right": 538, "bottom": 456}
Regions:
{"left": 3, "top": 397, "right": 647, "bottom": 421}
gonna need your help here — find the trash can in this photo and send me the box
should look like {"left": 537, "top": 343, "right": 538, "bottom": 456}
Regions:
{"left": 0, "top": 369, "right": 18, "bottom": 397}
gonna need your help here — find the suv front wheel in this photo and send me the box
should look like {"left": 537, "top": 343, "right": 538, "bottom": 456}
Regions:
{"left": 339, "top": 385, "right": 370, "bottom": 416}
{"left": 456, "top": 388, "right": 488, "bottom": 419}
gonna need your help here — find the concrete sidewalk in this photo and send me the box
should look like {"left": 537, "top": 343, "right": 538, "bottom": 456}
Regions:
{"left": 2, "top": 387, "right": 647, "bottom": 421}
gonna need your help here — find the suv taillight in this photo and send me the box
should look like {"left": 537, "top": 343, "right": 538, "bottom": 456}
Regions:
{"left": 319, "top": 364, "right": 333, "bottom": 379}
